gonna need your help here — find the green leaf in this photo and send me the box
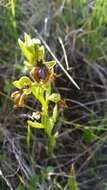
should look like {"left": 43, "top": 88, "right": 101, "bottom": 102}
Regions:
{"left": 52, "top": 104, "right": 58, "bottom": 123}
{"left": 26, "top": 174, "right": 39, "bottom": 190}
{"left": 45, "top": 83, "right": 51, "bottom": 98}
{"left": 27, "top": 120, "right": 44, "bottom": 128}
{"left": 4, "top": 81, "right": 13, "bottom": 95}
{"left": 45, "top": 61, "right": 56, "bottom": 69}
{"left": 48, "top": 93, "right": 61, "bottom": 103}
{"left": 68, "top": 165, "right": 78, "bottom": 190}
{"left": 16, "top": 174, "right": 39, "bottom": 190}
{"left": 31, "top": 85, "right": 44, "bottom": 104}
{"left": 41, "top": 115, "right": 54, "bottom": 136}
{"left": 31, "top": 84, "right": 39, "bottom": 97}
{"left": 83, "top": 128, "right": 95, "bottom": 143}
{"left": 16, "top": 184, "right": 25, "bottom": 190}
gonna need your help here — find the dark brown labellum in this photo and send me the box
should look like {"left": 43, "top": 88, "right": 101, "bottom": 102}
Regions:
{"left": 31, "top": 62, "right": 50, "bottom": 83}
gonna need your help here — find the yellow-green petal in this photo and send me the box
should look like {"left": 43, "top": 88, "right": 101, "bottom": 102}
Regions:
{"left": 45, "top": 61, "right": 56, "bottom": 69}
{"left": 13, "top": 76, "right": 32, "bottom": 89}
{"left": 19, "top": 76, "right": 32, "bottom": 86}
{"left": 23, "top": 88, "right": 31, "bottom": 95}
{"left": 24, "top": 33, "right": 31, "bottom": 46}
{"left": 13, "top": 80, "right": 22, "bottom": 89}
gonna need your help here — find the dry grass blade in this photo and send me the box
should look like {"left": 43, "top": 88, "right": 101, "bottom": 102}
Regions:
{"left": 58, "top": 37, "right": 72, "bottom": 71}
{"left": 0, "top": 170, "right": 13, "bottom": 190}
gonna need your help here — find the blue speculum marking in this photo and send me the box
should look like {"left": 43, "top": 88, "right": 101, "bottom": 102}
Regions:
{"left": 38, "top": 68, "right": 45, "bottom": 80}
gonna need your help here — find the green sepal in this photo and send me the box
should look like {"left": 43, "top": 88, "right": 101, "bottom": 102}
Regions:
{"left": 18, "top": 39, "right": 34, "bottom": 63}
{"left": 48, "top": 93, "right": 61, "bottom": 103}
{"left": 27, "top": 120, "right": 44, "bottom": 128}
{"left": 24, "top": 60, "right": 34, "bottom": 70}
{"left": 24, "top": 33, "right": 41, "bottom": 47}
{"left": 24, "top": 33, "right": 31, "bottom": 46}
{"left": 38, "top": 45, "right": 45, "bottom": 61}
{"left": 18, "top": 33, "right": 41, "bottom": 64}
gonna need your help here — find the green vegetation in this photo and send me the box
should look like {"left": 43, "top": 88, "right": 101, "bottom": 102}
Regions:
{"left": 1, "top": 0, "right": 107, "bottom": 189}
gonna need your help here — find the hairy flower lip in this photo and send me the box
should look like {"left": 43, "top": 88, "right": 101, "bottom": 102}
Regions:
{"left": 30, "top": 66, "right": 50, "bottom": 84}
{"left": 30, "top": 60, "right": 56, "bottom": 85}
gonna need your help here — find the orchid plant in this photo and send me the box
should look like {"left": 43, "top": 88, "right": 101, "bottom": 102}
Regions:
{"left": 11, "top": 33, "right": 64, "bottom": 156}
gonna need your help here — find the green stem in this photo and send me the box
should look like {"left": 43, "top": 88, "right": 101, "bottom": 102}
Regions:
{"left": 11, "top": 0, "right": 17, "bottom": 39}
{"left": 42, "top": 101, "right": 48, "bottom": 115}
{"left": 40, "top": 88, "right": 56, "bottom": 157}
{"left": 47, "top": 135, "right": 56, "bottom": 157}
